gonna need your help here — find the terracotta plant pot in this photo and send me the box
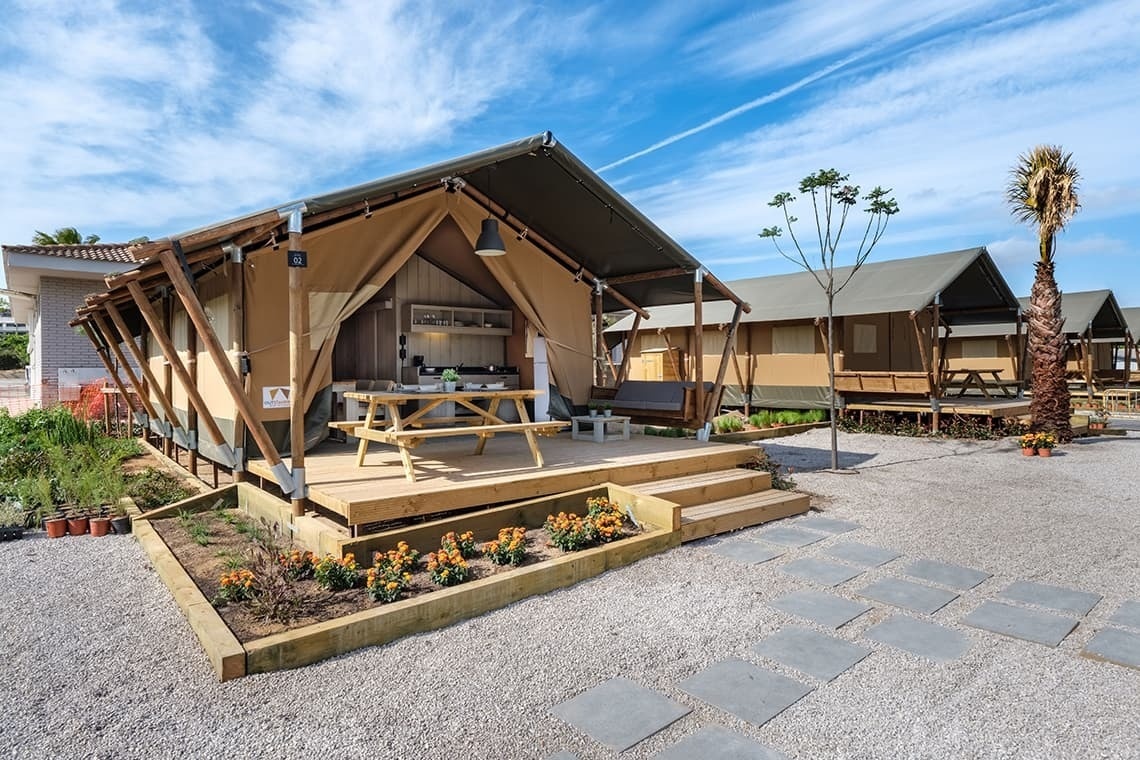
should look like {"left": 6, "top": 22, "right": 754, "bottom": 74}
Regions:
{"left": 45, "top": 518, "right": 67, "bottom": 539}
{"left": 1037, "top": 448, "right": 1053, "bottom": 458}
{"left": 66, "top": 516, "right": 89, "bottom": 536}
{"left": 110, "top": 516, "right": 132, "bottom": 535}
{"left": 1021, "top": 447, "right": 1036, "bottom": 456}
{"left": 90, "top": 517, "right": 111, "bottom": 537}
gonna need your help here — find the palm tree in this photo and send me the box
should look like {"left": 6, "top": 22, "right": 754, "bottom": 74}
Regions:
{"left": 1006, "top": 145, "right": 1080, "bottom": 441}
{"left": 31, "top": 227, "right": 100, "bottom": 245}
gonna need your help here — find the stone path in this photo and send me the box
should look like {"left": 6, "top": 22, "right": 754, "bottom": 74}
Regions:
{"left": 548, "top": 515, "right": 1137, "bottom": 757}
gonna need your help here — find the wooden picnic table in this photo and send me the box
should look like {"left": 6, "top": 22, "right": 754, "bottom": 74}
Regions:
{"left": 341, "top": 388, "right": 567, "bottom": 481}
{"left": 942, "top": 367, "right": 1016, "bottom": 398}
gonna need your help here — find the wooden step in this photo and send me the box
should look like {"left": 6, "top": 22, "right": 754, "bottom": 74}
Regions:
{"left": 628, "top": 468, "right": 772, "bottom": 507}
{"left": 680, "top": 490, "right": 811, "bottom": 542}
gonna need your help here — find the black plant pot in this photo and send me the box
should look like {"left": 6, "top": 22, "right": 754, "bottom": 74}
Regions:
{"left": 110, "top": 516, "right": 132, "bottom": 535}
{"left": 0, "top": 526, "right": 24, "bottom": 541}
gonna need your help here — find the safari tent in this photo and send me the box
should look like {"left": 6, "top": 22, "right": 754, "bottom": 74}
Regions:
{"left": 70, "top": 133, "right": 747, "bottom": 503}
{"left": 948, "top": 289, "right": 1130, "bottom": 393}
{"left": 606, "top": 247, "right": 1019, "bottom": 411}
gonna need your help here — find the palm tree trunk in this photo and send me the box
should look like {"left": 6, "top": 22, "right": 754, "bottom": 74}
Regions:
{"left": 1027, "top": 259, "right": 1072, "bottom": 441}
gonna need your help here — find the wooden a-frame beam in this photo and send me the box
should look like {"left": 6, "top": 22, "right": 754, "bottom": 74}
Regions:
{"left": 126, "top": 281, "right": 235, "bottom": 468}
{"left": 77, "top": 320, "right": 144, "bottom": 420}
{"left": 103, "top": 300, "right": 184, "bottom": 441}
{"left": 615, "top": 313, "right": 642, "bottom": 385}
{"left": 86, "top": 311, "right": 160, "bottom": 421}
{"left": 706, "top": 301, "right": 744, "bottom": 421}
{"left": 157, "top": 249, "right": 295, "bottom": 493}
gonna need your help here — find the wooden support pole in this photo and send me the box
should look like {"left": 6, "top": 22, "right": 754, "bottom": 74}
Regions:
{"left": 157, "top": 249, "right": 293, "bottom": 493}
{"left": 103, "top": 301, "right": 183, "bottom": 444}
{"left": 909, "top": 311, "right": 932, "bottom": 389}
{"left": 1124, "top": 333, "right": 1133, "bottom": 389}
{"left": 161, "top": 293, "right": 175, "bottom": 457}
{"left": 1085, "top": 329, "right": 1094, "bottom": 401}
{"left": 88, "top": 312, "right": 160, "bottom": 422}
{"left": 931, "top": 301, "right": 942, "bottom": 433}
{"left": 186, "top": 309, "right": 199, "bottom": 477}
{"left": 287, "top": 219, "right": 308, "bottom": 517}
{"left": 126, "top": 280, "right": 233, "bottom": 466}
{"left": 78, "top": 321, "right": 142, "bottom": 420}
{"left": 594, "top": 285, "right": 605, "bottom": 387}
{"left": 707, "top": 302, "right": 744, "bottom": 421}
{"left": 616, "top": 314, "right": 641, "bottom": 385}
{"left": 229, "top": 254, "right": 248, "bottom": 482}
{"left": 730, "top": 347, "right": 747, "bottom": 415}
{"left": 745, "top": 323, "right": 757, "bottom": 416}
{"left": 660, "top": 329, "right": 682, "bottom": 380}
{"left": 693, "top": 270, "right": 705, "bottom": 431}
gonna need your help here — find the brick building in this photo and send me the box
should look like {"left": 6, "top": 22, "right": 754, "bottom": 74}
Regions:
{"left": 2, "top": 244, "right": 134, "bottom": 407}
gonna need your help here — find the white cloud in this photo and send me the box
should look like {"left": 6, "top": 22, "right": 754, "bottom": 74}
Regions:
{"left": 628, "top": 0, "right": 1140, "bottom": 272}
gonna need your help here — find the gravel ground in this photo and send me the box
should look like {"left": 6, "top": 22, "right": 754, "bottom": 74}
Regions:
{"left": 2, "top": 429, "right": 1138, "bottom": 759}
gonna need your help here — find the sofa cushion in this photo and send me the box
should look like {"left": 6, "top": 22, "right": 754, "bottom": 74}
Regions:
{"left": 613, "top": 381, "right": 686, "bottom": 409}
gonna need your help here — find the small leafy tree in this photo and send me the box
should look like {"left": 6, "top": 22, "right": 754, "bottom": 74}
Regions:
{"left": 759, "top": 169, "right": 899, "bottom": 470}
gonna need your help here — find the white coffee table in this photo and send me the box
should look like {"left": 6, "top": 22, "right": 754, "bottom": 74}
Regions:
{"left": 571, "top": 414, "right": 631, "bottom": 443}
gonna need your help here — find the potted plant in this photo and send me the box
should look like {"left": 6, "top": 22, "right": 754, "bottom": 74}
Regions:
{"left": 1034, "top": 432, "right": 1057, "bottom": 458}
{"left": 109, "top": 498, "right": 132, "bottom": 535}
{"left": 441, "top": 368, "right": 461, "bottom": 393}
{"left": 89, "top": 471, "right": 125, "bottom": 537}
{"left": 602, "top": 402, "right": 613, "bottom": 418}
{"left": 1018, "top": 432, "right": 1037, "bottom": 456}
{"left": 0, "top": 500, "right": 25, "bottom": 541}
{"left": 1087, "top": 409, "right": 1109, "bottom": 431}
{"left": 587, "top": 401, "right": 599, "bottom": 417}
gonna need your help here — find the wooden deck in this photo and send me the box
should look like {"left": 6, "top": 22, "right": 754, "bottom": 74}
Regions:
{"left": 247, "top": 432, "right": 758, "bottom": 528}
{"left": 845, "top": 396, "right": 1030, "bottom": 418}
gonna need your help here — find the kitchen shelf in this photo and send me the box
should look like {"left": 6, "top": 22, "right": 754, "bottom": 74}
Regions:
{"left": 407, "top": 304, "right": 512, "bottom": 335}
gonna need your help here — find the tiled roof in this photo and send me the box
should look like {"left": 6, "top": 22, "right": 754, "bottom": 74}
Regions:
{"left": 1, "top": 243, "right": 137, "bottom": 264}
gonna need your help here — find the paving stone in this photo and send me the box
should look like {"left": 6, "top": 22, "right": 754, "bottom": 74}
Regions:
{"left": 1083, "top": 628, "right": 1140, "bottom": 670}
{"left": 707, "top": 540, "right": 786, "bottom": 565}
{"left": 793, "top": 516, "right": 861, "bottom": 534}
{"left": 653, "top": 725, "right": 789, "bottom": 760}
{"left": 753, "top": 625, "right": 871, "bottom": 681}
{"left": 903, "top": 558, "right": 991, "bottom": 590}
{"left": 545, "top": 753, "right": 579, "bottom": 760}
{"left": 825, "top": 542, "right": 902, "bottom": 568}
{"left": 1109, "top": 600, "right": 1140, "bottom": 630}
{"left": 767, "top": 589, "right": 873, "bottom": 629}
{"left": 962, "top": 601, "right": 1079, "bottom": 647}
{"left": 781, "top": 557, "right": 863, "bottom": 587}
{"left": 998, "top": 580, "right": 1102, "bottom": 616}
{"left": 864, "top": 615, "right": 973, "bottom": 663}
{"left": 679, "top": 658, "right": 813, "bottom": 727}
{"left": 550, "top": 677, "right": 691, "bottom": 752}
{"left": 858, "top": 577, "right": 959, "bottom": 614}
{"left": 755, "top": 525, "right": 828, "bottom": 548}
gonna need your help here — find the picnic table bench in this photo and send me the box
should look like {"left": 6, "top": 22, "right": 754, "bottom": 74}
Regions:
{"left": 340, "top": 388, "right": 566, "bottom": 481}
{"left": 941, "top": 368, "right": 1019, "bottom": 398}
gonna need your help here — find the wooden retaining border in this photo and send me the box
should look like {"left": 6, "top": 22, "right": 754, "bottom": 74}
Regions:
{"left": 133, "top": 482, "right": 681, "bottom": 681}
{"left": 710, "top": 421, "right": 828, "bottom": 443}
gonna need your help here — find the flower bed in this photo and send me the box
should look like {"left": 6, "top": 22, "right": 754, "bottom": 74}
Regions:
{"left": 135, "top": 482, "right": 680, "bottom": 679}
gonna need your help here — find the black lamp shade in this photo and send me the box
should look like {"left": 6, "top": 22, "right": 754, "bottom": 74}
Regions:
{"left": 474, "top": 218, "right": 507, "bottom": 256}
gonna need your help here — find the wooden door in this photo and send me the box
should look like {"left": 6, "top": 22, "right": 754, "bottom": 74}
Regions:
{"left": 643, "top": 353, "right": 664, "bottom": 381}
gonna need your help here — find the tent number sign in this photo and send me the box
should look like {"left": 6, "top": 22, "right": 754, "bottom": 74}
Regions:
{"left": 288, "top": 250, "right": 308, "bottom": 268}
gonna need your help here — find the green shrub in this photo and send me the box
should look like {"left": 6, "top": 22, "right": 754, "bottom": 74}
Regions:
{"left": 713, "top": 414, "right": 744, "bottom": 433}
{"left": 126, "top": 467, "right": 196, "bottom": 510}
{"left": 0, "top": 351, "right": 25, "bottom": 370}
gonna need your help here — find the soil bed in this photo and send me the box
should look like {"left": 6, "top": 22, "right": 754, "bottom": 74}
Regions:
{"left": 150, "top": 508, "right": 636, "bottom": 642}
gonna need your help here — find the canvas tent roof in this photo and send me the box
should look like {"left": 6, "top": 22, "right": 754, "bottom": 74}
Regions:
{"left": 606, "top": 247, "right": 1017, "bottom": 333}
{"left": 951, "top": 289, "right": 1129, "bottom": 340}
{"left": 1120, "top": 306, "right": 1140, "bottom": 336}
{"left": 125, "top": 132, "right": 741, "bottom": 313}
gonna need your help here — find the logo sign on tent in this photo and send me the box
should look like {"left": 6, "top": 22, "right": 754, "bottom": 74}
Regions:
{"left": 263, "top": 386, "right": 291, "bottom": 409}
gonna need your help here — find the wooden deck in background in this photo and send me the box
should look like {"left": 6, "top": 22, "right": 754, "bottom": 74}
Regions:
{"left": 248, "top": 433, "right": 758, "bottom": 527}
{"left": 845, "top": 396, "right": 1030, "bottom": 418}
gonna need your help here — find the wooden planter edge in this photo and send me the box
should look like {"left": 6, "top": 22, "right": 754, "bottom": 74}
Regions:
{"left": 133, "top": 484, "right": 682, "bottom": 681}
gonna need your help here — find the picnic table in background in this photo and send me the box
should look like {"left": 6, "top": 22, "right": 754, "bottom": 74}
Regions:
{"left": 341, "top": 388, "right": 567, "bottom": 481}
{"left": 941, "top": 368, "right": 1018, "bottom": 398}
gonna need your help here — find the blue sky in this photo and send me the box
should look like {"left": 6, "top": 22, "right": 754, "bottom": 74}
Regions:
{"left": 2, "top": 0, "right": 1138, "bottom": 305}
